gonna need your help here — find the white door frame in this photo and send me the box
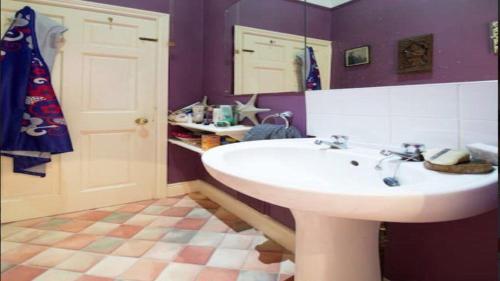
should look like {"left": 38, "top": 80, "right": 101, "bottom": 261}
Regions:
{"left": 7, "top": 0, "right": 169, "bottom": 201}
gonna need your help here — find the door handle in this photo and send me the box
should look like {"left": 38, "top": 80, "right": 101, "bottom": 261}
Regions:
{"left": 135, "top": 117, "right": 149, "bottom": 125}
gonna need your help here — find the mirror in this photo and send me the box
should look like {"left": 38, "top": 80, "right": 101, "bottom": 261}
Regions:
{"left": 305, "top": 0, "right": 498, "bottom": 90}
{"left": 224, "top": 0, "right": 310, "bottom": 95}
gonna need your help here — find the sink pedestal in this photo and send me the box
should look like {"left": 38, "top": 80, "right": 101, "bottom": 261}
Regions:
{"left": 292, "top": 210, "right": 382, "bottom": 281}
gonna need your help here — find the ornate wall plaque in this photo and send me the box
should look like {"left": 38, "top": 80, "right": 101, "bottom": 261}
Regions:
{"left": 398, "top": 34, "right": 433, "bottom": 74}
{"left": 491, "top": 21, "right": 498, "bottom": 55}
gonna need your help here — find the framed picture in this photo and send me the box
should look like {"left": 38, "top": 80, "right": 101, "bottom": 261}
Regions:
{"left": 345, "top": 46, "right": 371, "bottom": 67}
{"left": 398, "top": 34, "right": 433, "bottom": 73}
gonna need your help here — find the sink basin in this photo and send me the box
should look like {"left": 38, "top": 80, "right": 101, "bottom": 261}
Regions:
{"left": 202, "top": 139, "right": 498, "bottom": 281}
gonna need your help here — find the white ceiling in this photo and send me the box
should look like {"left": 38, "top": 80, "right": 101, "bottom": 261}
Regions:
{"left": 299, "top": 0, "right": 352, "bottom": 9}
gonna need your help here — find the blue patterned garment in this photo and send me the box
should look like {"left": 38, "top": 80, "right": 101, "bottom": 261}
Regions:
{"left": 1, "top": 6, "right": 73, "bottom": 177}
{"left": 305, "top": 47, "right": 322, "bottom": 90}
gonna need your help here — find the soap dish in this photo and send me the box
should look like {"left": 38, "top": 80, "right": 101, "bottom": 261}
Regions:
{"left": 423, "top": 160, "right": 494, "bottom": 174}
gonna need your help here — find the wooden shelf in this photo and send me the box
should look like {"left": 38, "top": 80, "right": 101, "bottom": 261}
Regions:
{"left": 169, "top": 122, "right": 252, "bottom": 141}
{"left": 168, "top": 139, "right": 204, "bottom": 154}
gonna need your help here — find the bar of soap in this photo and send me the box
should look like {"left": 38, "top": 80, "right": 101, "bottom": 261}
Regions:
{"left": 466, "top": 143, "right": 498, "bottom": 166}
{"left": 423, "top": 148, "right": 470, "bottom": 165}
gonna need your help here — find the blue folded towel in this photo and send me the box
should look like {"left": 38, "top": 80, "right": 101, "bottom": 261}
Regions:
{"left": 243, "top": 124, "right": 303, "bottom": 141}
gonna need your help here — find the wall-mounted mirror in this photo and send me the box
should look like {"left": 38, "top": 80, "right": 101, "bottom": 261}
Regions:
{"left": 224, "top": 0, "right": 313, "bottom": 96}
{"left": 305, "top": 0, "right": 498, "bottom": 90}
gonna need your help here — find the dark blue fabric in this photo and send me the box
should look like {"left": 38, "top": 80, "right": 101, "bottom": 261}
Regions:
{"left": 1, "top": 6, "right": 73, "bottom": 177}
{"left": 306, "top": 47, "right": 322, "bottom": 90}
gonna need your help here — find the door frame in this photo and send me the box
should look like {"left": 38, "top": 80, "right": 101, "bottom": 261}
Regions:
{"left": 4, "top": 0, "right": 169, "bottom": 216}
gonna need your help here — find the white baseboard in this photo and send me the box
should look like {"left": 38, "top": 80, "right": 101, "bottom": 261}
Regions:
{"left": 166, "top": 180, "right": 200, "bottom": 197}
{"left": 167, "top": 179, "right": 295, "bottom": 253}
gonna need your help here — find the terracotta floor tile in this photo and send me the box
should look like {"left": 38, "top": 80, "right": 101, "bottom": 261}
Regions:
{"left": 25, "top": 248, "right": 75, "bottom": 268}
{"left": 1, "top": 193, "right": 295, "bottom": 281}
{"left": 149, "top": 217, "right": 182, "bottom": 228}
{"left": 142, "top": 242, "right": 183, "bottom": 261}
{"left": 101, "top": 212, "right": 134, "bottom": 224}
{"left": 31, "top": 268, "right": 82, "bottom": 281}
{"left": 32, "top": 218, "right": 71, "bottom": 230}
{"left": 197, "top": 267, "right": 239, "bottom": 281}
{"left": 56, "top": 252, "right": 104, "bottom": 272}
{"left": 54, "top": 234, "right": 99, "bottom": 250}
{"left": 133, "top": 227, "right": 170, "bottom": 241}
{"left": 0, "top": 241, "right": 21, "bottom": 254}
{"left": 1, "top": 225, "right": 24, "bottom": 239}
{"left": 141, "top": 205, "right": 169, "bottom": 215}
{"left": 175, "top": 218, "right": 208, "bottom": 230}
{"left": 0, "top": 265, "right": 46, "bottom": 281}
{"left": 83, "top": 237, "right": 125, "bottom": 254}
{"left": 86, "top": 256, "right": 137, "bottom": 278}
{"left": 81, "top": 222, "right": 119, "bottom": 235}
{"left": 161, "top": 207, "right": 194, "bottom": 217}
{"left": 77, "top": 211, "right": 112, "bottom": 221}
{"left": 237, "top": 270, "right": 278, "bottom": 281}
{"left": 107, "top": 224, "right": 143, "bottom": 238}
{"left": 3, "top": 228, "right": 45, "bottom": 243}
{"left": 1, "top": 262, "right": 14, "bottom": 273}
{"left": 161, "top": 229, "right": 197, "bottom": 244}
{"left": 186, "top": 208, "right": 214, "bottom": 219}
{"left": 57, "top": 220, "right": 95, "bottom": 232}
{"left": 124, "top": 214, "right": 159, "bottom": 226}
{"left": 29, "top": 231, "right": 73, "bottom": 246}
{"left": 1, "top": 244, "right": 47, "bottom": 264}
{"left": 112, "top": 240, "right": 155, "bottom": 257}
{"left": 117, "top": 204, "right": 147, "bottom": 213}
{"left": 119, "top": 259, "right": 167, "bottom": 281}
{"left": 175, "top": 246, "right": 215, "bottom": 265}
{"left": 76, "top": 275, "right": 114, "bottom": 281}
{"left": 200, "top": 219, "right": 230, "bottom": 233}
{"left": 219, "top": 234, "right": 254, "bottom": 250}
{"left": 207, "top": 248, "right": 250, "bottom": 270}
{"left": 155, "top": 262, "right": 203, "bottom": 281}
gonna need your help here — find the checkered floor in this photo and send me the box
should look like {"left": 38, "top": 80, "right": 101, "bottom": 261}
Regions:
{"left": 0, "top": 193, "right": 295, "bottom": 281}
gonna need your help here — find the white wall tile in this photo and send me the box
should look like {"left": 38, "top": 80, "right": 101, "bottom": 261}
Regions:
{"left": 306, "top": 81, "right": 498, "bottom": 149}
{"left": 307, "top": 113, "right": 390, "bottom": 144}
{"left": 460, "top": 120, "right": 498, "bottom": 147}
{"left": 390, "top": 117, "right": 459, "bottom": 149}
{"left": 459, "top": 81, "right": 498, "bottom": 121}
{"left": 306, "top": 88, "right": 390, "bottom": 116}
{"left": 389, "top": 83, "right": 458, "bottom": 118}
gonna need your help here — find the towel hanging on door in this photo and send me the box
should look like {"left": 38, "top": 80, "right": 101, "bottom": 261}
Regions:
{"left": 0, "top": 6, "right": 73, "bottom": 177}
{"left": 305, "top": 47, "right": 322, "bottom": 90}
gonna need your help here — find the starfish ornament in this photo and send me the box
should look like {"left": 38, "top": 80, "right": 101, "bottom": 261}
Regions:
{"left": 235, "top": 94, "right": 271, "bottom": 125}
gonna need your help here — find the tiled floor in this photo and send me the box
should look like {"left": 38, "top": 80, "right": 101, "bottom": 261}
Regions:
{"left": 0, "top": 193, "right": 295, "bottom": 281}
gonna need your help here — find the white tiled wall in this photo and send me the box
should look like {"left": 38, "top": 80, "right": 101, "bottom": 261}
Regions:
{"left": 306, "top": 80, "right": 498, "bottom": 149}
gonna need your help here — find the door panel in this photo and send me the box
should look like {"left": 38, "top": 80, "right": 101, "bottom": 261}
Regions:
{"left": 1, "top": 0, "right": 163, "bottom": 222}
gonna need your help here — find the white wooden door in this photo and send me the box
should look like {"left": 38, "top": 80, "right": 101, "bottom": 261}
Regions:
{"left": 1, "top": 0, "right": 166, "bottom": 222}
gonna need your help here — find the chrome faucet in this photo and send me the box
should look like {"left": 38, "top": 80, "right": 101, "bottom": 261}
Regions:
{"left": 314, "top": 135, "right": 349, "bottom": 149}
{"left": 378, "top": 143, "right": 426, "bottom": 163}
{"left": 375, "top": 143, "right": 426, "bottom": 187}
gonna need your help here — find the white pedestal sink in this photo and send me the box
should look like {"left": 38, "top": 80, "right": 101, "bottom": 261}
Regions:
{"left": 202, "top": 139, "right": 498, "bottom": 281}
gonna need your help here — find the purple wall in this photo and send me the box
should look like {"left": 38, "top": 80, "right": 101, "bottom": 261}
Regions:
{"left": 330, "top": 0, "right": 499, "bottom": 88}
{"left": 327, "top": 2, "right": 498, "bottom": 281}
